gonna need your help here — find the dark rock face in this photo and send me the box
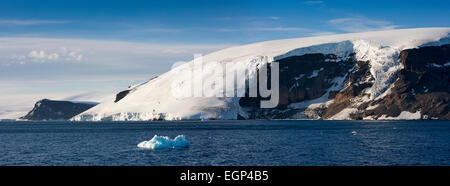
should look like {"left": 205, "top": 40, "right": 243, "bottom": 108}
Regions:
{"left": 279, "top": 54, "right": 354, "bottom": 104}
{"left": 115, "top": 90, "right": 131, "bottom": 103}
{"left": 239, "top": 44, "right": 450, "bottom": 120}
{"left": 355, "top": 44, "right": 450, "bottom": 120}
{"left": 21, "top": 99, "right": 97, "bottom": 121}
{"left": 239, "top": 53, "right": 354, "bottom": 119}
{"left": 323, "top": 60, "right": 374, "bottom": 119}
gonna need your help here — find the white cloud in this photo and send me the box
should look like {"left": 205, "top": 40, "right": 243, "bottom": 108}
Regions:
{"left": 10, "top": 48, "right": 83, "bottom": 64}
{"left": 328, "top": 16, "right": 400, "bottom": 33}
{"left": 0, "top": 19, "right": 70, "bottom": 26}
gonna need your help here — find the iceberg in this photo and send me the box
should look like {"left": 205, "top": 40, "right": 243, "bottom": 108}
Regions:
{"left": 137, "top": 135, "right": 189, "bottom": 150}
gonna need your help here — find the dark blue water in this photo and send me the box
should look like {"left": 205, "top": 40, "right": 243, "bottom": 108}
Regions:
{"left": 0, "top": 120, "right": 449, "bottom": 166}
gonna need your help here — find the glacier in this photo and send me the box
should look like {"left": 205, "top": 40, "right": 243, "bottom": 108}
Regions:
{"left": 71, "top": 28, "right": 450, "bottom": 121}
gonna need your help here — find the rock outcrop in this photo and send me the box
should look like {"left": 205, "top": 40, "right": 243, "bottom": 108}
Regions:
{"left": 21, "top": 99, "right": 97, "bottom": 121}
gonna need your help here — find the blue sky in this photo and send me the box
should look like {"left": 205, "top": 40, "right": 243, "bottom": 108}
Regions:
{"left": 1, "top": 0, "right": 449, "bottom": 43}
{"left": 0, "top": 0, "right": 449, "bottom": 118}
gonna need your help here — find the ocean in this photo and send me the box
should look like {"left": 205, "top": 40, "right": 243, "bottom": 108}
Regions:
{"left": 0, "top": 120, "right": 449, "bottom": 166}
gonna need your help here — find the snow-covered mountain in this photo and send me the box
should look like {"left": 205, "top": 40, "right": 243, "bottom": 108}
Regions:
{"left": 72, "top": 28, "right": 450, "bottom": 121}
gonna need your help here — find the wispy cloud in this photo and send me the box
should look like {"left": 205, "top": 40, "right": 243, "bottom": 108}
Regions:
{"left": 250, "top": 27, "right": 309, "bottom": 31}
{"left": 209, "top": 16, "right": 312, "bottom": 33}
{"left": 0, "top": 19, "right": 70, "bottom": 26}
{"left": 215, "top": 27, "right": 309, "bottom": 32}
{"left": 303, "top": 1, "right": 324, "bottom": 5}
{"left": 328, "top": 16, "right": 400, "bottom": 33}
{"left": 123, "top": 27, "right": 184, "bottom": 34}
{"left": 212, "top": 16, "right": 281, "bottom": 21}
{"left": 142, "top": 28, "right": 183, "bottom": 33}
{"left": 308, "top": 31, "right": 336, "bottom": 36}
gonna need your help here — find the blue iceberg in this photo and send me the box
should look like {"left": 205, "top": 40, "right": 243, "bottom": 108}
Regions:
{"left": 137, "top": 135, "right": 189, "bottom": 149}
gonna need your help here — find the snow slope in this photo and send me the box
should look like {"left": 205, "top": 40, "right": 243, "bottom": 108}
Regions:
{"left": 378, "top": 111, "right": 422, "bottom": 120}
{"left": 72, "top": 28, "right": 450, "bottom": 121}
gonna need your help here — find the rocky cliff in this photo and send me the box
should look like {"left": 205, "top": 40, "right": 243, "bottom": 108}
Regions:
{"left": 240, "top": 44, "right": 449, "bottom": 120}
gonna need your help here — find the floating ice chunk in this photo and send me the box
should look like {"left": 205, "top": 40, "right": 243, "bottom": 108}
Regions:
{"left": 137, "top": 135, "right": 189, "bottom": 149}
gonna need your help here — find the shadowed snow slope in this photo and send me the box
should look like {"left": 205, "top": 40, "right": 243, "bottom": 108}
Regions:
{"left": 72, "top": 28, "right": 450, "bottom": 121}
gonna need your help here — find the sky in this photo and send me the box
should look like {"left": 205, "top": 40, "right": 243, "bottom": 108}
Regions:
{"left": 0, "top": 0, "right": 449, "bottom": 118}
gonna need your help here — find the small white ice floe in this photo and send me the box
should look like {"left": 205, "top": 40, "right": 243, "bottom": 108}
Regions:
{"left": 351, "top": 131, "right": 357, "bottom": 135}
{"left": 137, "top": 135, "right": 189, "bottom": 150}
